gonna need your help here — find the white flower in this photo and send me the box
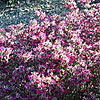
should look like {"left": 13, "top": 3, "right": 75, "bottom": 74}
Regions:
{"left": 31, "top": 35, "right": 37, "bottom": 40}
{"left": 57, "top": 45, "right": 63, "bottom": 53}
{"left": 94, "top": 41, "right": 100, "bottom": 45}
{"left": 87, "top": 45, "right": 92, "bottom": 48}
{"left": 0, "top": 47, "right": 13, "bottom": 62}
{"left": 22, "top": 51, "right": 32, "bottom": 62}
{"left": 51, "top": 21, "right": 56, "bottom": 26}
{"left": 53, "top": 52, "right": 59, "bottom": 59}
{"left": 58, "top": 29, "right": 64, "bottom": 35}
{"left": 73, "top": 33, "right": 77, "bottom": 38}
{"left": 11, "top": 41, "right": 14, "bottom": 45}
{"left": 52, "top": 44, "right": 56, "bottom": 50}
{"left": 48, "top": 34, "right": 53, "bottom": 39}
{"left": 53, "top": 75, "right": 59, "bottom": 81}
{"left": 43, "top": 40, "right": 52, "bottom": 50}
{"left": 5, "top": 32, "right": 11, "bottom": 38}
{"left": 59, "top": 20, "right": 65, "bottom": 27}
{"left": 79, "top": 48, "right": 84, "bottom": 53}
{"left": 84, "top": 3, "right": 91, "bottom": 8}
{"left": 38, "top": 46, "right": 42, "bottom": 51}
{"left": 60, "top": 52, "right": 70, "bottom": 63}
{"left": 46, "top": 77, "right": 52, "bottom": 83}
{"left": 40, "top": 33, "right": 47, "bottom": 40}
{"left": 80, "top": 60, "right": 85, "bottom": 66}
{"left": 30, "top": 19, "right": 37, "bottom": 25}
{"left": 71, "top": 37, "right": 76, "bottom": 42}
{"left": 16, "top": 23, "right": 24, "bottom": 29}
{"left": 34, "top": 10, "right": 41, "bottom": 16}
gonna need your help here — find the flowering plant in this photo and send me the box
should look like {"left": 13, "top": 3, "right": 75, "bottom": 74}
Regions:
{"left": 0, "top": 0, "right": 100, "bottom": 99}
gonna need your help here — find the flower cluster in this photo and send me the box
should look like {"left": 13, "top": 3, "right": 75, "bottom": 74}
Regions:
{"left": 0, "top": 0, "right": 100, "bottom": 99}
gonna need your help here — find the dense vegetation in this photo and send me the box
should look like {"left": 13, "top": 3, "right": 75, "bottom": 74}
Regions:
{"left": 0, "top": 0, "right": 100, "bottom": 99}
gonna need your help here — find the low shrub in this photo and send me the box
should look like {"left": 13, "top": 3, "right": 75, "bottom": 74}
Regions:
{"left": 0, "top": 0, "right": 100, "bottom": 99}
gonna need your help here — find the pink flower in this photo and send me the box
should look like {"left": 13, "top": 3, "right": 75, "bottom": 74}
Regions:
{"left": 67, "top": 65, "right": 73, "bottom": 69}
{"left": 22, "top": 51, "right": 32, "bottom": 62}
{"left": 96, "top": 3, "right": 100, "bottom": 9}
{"left": 8, "top": 25, "right": 15, "bottom": 31}
{"left": 56, "top": 68, "right": 60, "bottom": 71}
{"left": 0, "top": 28, "right": 5, "bottom": 32}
